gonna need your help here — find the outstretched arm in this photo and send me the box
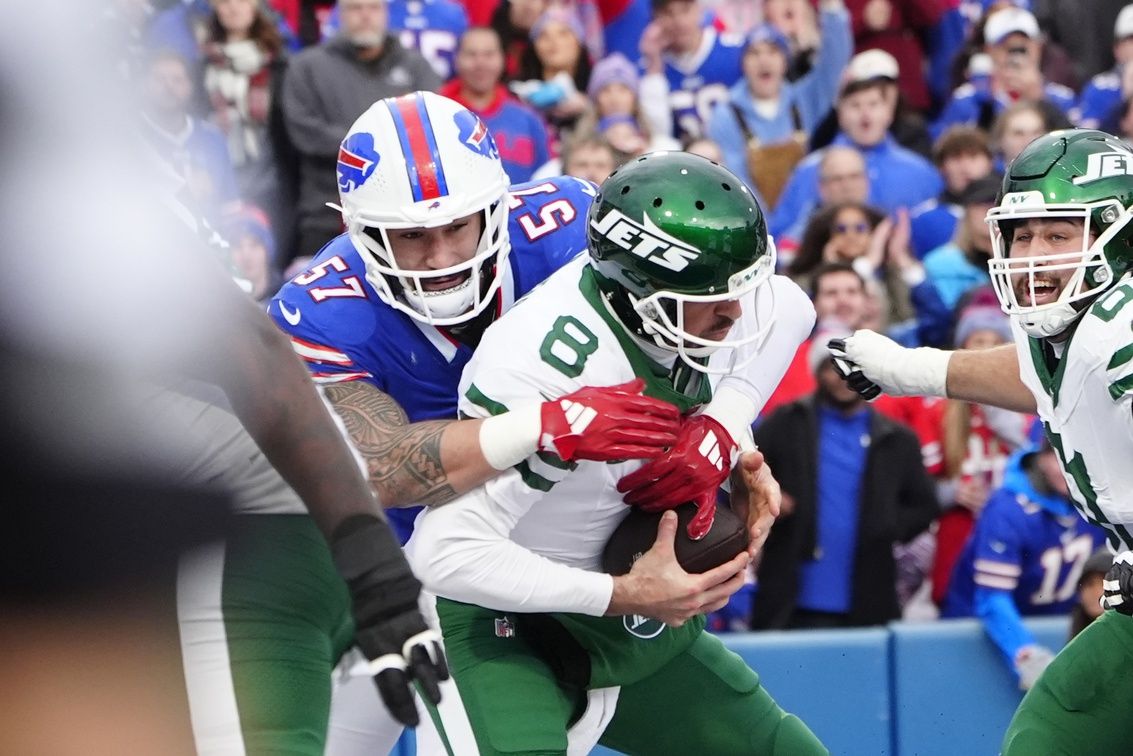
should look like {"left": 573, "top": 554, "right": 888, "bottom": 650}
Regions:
{"left": 830, "top": 331, "right": 1037, "bottom": 413}
{"left": 323, "top": 377, "right": 681, "bottom": 509}
{"left": 947, "top": 345, "right": 1036, "bottom": 413}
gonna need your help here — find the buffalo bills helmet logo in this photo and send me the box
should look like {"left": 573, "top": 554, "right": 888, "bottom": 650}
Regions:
{"left": 453, "top": 110, "right": 499, "bottom": 159}
{"left": 337, "top": 132, "right": 381, "bottom": 193}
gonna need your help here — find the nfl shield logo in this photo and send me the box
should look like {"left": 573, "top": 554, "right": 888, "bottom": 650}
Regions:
{"left": 494, "top": 616, "right": 516, "bottom": 638}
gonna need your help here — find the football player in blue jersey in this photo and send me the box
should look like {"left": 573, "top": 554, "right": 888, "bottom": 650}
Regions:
{"left": 270, "top": 91, "right": 783, "bottom": 753}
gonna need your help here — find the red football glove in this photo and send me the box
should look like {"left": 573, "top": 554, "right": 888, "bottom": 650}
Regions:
{"left": 539, "top": 378, "right": 680, "bottom": 462}
{"left": 616, "top": 414, "right": 736, "bottom": 540}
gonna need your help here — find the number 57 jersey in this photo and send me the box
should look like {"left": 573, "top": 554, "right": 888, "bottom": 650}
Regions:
{"left": 267, "top": 176, "right": 594, "bottom": 537}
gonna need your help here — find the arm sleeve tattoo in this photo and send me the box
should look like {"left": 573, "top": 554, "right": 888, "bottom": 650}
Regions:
{"left": 323, "top": 382, "right": 459, "bottom": 507}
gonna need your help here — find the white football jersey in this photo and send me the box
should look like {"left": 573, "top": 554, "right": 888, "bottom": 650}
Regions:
{"left": 1013, "top": 279, "right": 1133, "bottom": 550}
{"left": 412, "top": 256, "right": 811, "bottom": 588}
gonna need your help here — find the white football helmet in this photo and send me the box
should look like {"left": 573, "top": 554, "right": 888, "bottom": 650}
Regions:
{"left": 332, "top": 91, "right": 511, "bottom": 325}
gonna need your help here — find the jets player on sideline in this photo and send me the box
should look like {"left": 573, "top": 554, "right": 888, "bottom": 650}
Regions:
{"left": 828, "top": 129, "right": 1133, "bottom": 754}
{"left": 270, "top": 93, "right": 783, "bottom": 753}
{"left": 407, "top": 152, "right": 825, "bottom": 755}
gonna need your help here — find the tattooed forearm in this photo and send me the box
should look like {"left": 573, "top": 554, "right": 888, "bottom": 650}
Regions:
{"left": 324, "top": 382, "right": 459, "bottom": 507}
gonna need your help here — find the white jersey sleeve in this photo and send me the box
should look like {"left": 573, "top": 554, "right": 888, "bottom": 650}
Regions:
{"left": 1014, "top": 280, "right": 1133, "bottom": 549}
{"left": 712, "top": 275, "right": 816, "bottom": 426}
{"left": 407, "top": 258, "right": 628, "bottom": 614}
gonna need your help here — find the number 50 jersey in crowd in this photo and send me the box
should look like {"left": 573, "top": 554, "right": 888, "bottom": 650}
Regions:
{"left": 269, "top": 176, "right": 595, "bottom": 541}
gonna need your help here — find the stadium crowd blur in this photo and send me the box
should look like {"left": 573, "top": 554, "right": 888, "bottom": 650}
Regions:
{"left": 127, "top": 0, "right": 1122, "bottom": 642}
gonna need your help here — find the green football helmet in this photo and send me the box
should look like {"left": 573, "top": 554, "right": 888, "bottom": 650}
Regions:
{"left": 587, "top": 151, "right": 776, "bottom": 373}
{"left": 986, "top": 128, "right": 1133, "bottom": 338}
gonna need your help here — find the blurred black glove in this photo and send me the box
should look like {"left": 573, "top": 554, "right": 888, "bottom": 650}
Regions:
{"left": 1103, "top": 551, "right": 1133, "bottom": 616}
{"left": 331, "top": 515, "right": 449, "bottom": 727}
{"left": 827, "top": 339, "right": 882, "bottom": 401}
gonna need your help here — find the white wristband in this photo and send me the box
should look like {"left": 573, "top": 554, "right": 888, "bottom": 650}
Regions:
{"left": 700, "top": 384, "right": 759, "bottom": 465}
{"left": 478, "top": 403, "right": 542, "bottom": 471}
{"left": 889, "top": 346, "right": 952, "bottom": 397}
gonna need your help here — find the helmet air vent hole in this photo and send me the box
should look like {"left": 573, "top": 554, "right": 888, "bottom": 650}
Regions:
{"left": 620, "top": 185, "right": 631, "bottom": 195}
{"left": 653, "top": 197, "right": 663, "bottom": 208}
{"left": 721, "top": 182, "right": 732, "bottom": 191}
{"left": 695, "top": 200, "right": 705, "bottom": 210}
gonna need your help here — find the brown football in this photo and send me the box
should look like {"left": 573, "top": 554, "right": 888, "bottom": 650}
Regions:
{"left": 601, "top": 502, "right": 750, "bottom": 576}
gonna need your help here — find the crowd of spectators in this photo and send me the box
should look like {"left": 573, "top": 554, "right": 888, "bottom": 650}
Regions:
{"left": 127, "top": 0, "right": 1125, "bottom": 643}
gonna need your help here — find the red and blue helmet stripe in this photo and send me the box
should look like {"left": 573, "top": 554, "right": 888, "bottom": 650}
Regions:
{"left": 387, "top": 93, "right": 450, "bottom": 203}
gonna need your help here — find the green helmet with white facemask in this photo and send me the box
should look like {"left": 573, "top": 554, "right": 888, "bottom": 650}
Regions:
{"left": 586, "top": 151, "right": 777, "bottom": 372}
{"left": 986, "top": 128, "right": 1133, "bottom": 338}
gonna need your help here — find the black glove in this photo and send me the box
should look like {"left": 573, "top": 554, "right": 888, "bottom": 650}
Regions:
{"left": 1103, "top": 551, "right": 1133, "bottom": 616}
{"left": 331, "top": 515, "right": 449, "bottom": 727}
{"left": 827, "top": 338, "right": 882, "bottom": 401}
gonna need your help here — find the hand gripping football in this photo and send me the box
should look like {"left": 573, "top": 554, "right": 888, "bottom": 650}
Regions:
{"left": 602, "top": 502, "right": 750, "bottom": 576}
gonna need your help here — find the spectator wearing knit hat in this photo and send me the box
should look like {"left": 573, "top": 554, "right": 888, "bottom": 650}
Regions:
{"left": 572, "top": 52, "right": 680, "bottom": 156}
{"left": 705, "top": 0, "right": 852, "bottom": 210}
{"left": 510, "top": 6, "right": 591, "bottom": 136}
{"left": 440, "top": 26, "right": 551, "bottom": 183}
{"left": 226, "top": 205, "right": 279, "bottom": 302}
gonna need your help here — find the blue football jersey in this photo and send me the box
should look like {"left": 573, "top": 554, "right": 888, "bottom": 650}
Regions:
{"left": 943, "top": 487, "right": 1106, "bottom": 618}
{"left": 662, "top": 26, "right": 744, "bottom": 140}
{"left": 390, "top": 0, "right": 468, "bottom": 80}
{"left": 269, "top": 176, "right": 595, "bottom": 541}
{"left": 324, "top": 0, "right": 468, "bottom": 80}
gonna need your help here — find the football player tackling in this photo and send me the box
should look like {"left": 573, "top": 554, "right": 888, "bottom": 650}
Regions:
{"left": 407, "top": 152, "right": 826, "bottom": 754}
{"left": 270, "top": 93, "right": 786, "bottom": 753}
{"left": 830, "top": 129, "right": 1133, "bottom": 753}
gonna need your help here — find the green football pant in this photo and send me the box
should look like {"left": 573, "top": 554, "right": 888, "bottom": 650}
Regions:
{"left": 177, "top": 515, "right": 355, "bottom": 755}
{"left": 438, "top": 601, "right": 827, "bottom": 755}
{"left": 1002, "top": 609, "right": 1133, "bottom": 755}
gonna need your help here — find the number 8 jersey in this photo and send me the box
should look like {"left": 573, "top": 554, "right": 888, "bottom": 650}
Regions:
{"left": 414, "top": 255, "right": 810, "bottom": 581}
{"left": 268, "top": 176, "right": 594, "bottom": 540}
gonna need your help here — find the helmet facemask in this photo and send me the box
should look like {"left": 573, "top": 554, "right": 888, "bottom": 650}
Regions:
{"left": 631, "top": 244, "right": 777, "bottom": 374}
{"left": 331, "top": 91, "right": 513, "bottom": 327}
{"left": 987, "top": 198, "right": 1132, "bottom": 338}
{"left": 345, "top": 197, "right": 511, "bottom": 326}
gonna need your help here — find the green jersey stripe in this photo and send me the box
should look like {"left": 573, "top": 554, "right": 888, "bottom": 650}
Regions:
{"left": 465, "top": 383, "right": 509, "bottom": 417}
{"left": 1107, "top": 342, "right": 1133, "bottom": 371}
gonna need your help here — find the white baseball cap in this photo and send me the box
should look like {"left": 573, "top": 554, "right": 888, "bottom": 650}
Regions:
{"left": 984, "top": 7, "right": 1040, "bottom": 45}
{"left": 1116, "top": 4, "right": 1133, "bottom": 40}
{"left": 846, "top": 49, "right": 899, "bottom": 83}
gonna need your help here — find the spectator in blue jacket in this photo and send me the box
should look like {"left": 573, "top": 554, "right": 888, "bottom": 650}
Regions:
{"left": 1073, "top": 4, "right": 1133, "bottom": 129}
{"left": 909, "top": 126, "right": 995, "bottom": 258}
{"left": 932, "top": 6, "right": 1075, "bottom": 139}
{"left": 769, "top": 52, "right": 943, "bottom": 240}
{"left": 942, "top": 437, "right": 1106, "bottom": 690}
{"left": 921, "top": 173, "right": 1000, "bottom": 310}
{"left": 705, "top": 1, "right": 852, "bottom": 207}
